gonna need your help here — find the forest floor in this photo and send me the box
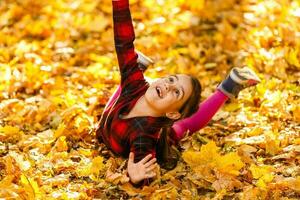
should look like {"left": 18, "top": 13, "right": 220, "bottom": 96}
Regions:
{"left": 0, "top": 0, "right": 299, "bottom": 199}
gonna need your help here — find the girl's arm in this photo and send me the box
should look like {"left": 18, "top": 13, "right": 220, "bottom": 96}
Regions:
{"left": 171, "top": 67, "right": 261, "bottom": 142}
{"left": 112, "top": 0, "right": 143, "bottom": 86}
{"left": 171, "top": 90, "right": 228, "bottom": 141}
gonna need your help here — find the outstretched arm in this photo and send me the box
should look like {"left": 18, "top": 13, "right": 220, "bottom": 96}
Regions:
{"left": 171, "top": 90, "right": 228, "bottom": 141}
{"left": 112, "top": 0, "right": 143, "bottom": 86}
{"left": 171, "top": 67, "right": 261, "bottom": 142}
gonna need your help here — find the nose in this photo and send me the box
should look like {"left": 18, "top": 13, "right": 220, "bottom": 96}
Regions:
{"left": 164, "top": 82, "right": 175, "bottom": 92}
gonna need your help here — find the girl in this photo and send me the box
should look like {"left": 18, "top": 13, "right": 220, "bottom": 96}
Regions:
{"left": 96, "top": 0, "right": 261, "bottom": 185}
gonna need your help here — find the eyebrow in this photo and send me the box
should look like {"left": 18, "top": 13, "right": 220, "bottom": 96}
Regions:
{"left": 172, "top": 75, "right": 185, "bottom": 100}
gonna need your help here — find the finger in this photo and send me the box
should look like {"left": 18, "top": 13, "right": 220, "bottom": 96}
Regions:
{"left": 146, "top": 163, "right": 157, "bottom": 172}
{"left": 145, "top": 172, "right": 156, "bottom": 179}
{"left": 128, "top": 152, "right": 134, "bottom": 164}
{"left": 144, "top": 158, "right": 157, "bottom": 168}
{"left": 140, "top": 154, "right": 153, "bottom": 164}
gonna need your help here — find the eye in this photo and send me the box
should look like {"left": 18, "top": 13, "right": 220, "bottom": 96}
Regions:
{"left": 169, "top": 77, "right": 174, "bottom": 83}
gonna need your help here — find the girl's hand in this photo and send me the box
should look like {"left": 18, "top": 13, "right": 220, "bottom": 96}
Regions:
{"left": 127, "top": 152, "right": 157, "bottom": 184}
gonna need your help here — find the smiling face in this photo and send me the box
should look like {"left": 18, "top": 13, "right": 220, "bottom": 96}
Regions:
{"left": 144, "top": 74, "right": 193, "bottom": 119}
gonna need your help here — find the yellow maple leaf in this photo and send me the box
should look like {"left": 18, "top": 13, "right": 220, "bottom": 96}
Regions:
{"left": 224, "top": 102, "right": 241, "bottom": 112}
{"left": 264, "top": 131, "right": 281, "bottom": 156}
{"left": 183, "top": 141, "right": 244, "bottom": 177}
{"left": 199, "top": 141, "right": 221, "bottom": 161}
{"left": 292, "top": 104, "right": 300, "bottom": 122}
{"left": 256, "top": 173, "right": 274, "bottom": 189}
{"left": 249, "top": 164, "right": 274, "bottom": 189}
{"left": 78, "top": 156, "right": 105, "bottom": 179}
{"left": 90, "top": 156, "right": 105, "bottom": 177}
{"left": 182, "top": 141, "right": 220, "bottom": 167}
{"left": 179, "top": 0, "right": 205, "bottom": 11}
{"left": 247, "top": 127, "right": 264, "bottom": 137}
{"left": 20, "top": 174, "right": 42, "bottom": 200}
{"left": 77, "top": 148, "right": 93, "bottom": 157}
{"left": 0, "top": 175, "right": 14, "bottom": 188}
{"left": 216, "top": 152, "right": 244, "bottom": 176}
{"left": 181, "top": 151, "right": 203, "bottom": 167}
{"left": 285, "top": 47, "right": 300, "bottom": 68}
{"left": 249, "top": 164, "right": 274, "bottom": 179}
{"left": 0, "top": 175, "right": 19, "bottom": 198}
{"left": 53, "top": 136, "right": 68, "bottom": 152}
{"left": 288, "top": 176, "right": 300, "bottom": 192}
{"left": 54, "top": 123, "right": 66, "bottom": 138}
{"left": 0, "top": 125, "right": 22, "bottom": 142}
{"left": 64, "top": 91, "right": 77, "bottom": 107}
{"left": 294, "top": 138, "right": 300, "bottom": 145}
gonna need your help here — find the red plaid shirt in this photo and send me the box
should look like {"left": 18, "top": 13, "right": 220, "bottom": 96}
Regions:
{"left": 96, "top": 0, "right": 173, "bottom": 164}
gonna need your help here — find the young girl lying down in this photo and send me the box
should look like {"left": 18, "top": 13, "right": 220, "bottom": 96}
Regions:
{"left": 96, "top": 0, "right": 261, "bottom": 185}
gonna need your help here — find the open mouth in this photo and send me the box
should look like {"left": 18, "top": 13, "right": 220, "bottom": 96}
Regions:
{"left": 156, "top": 86, "right": 163, "bottom": 98}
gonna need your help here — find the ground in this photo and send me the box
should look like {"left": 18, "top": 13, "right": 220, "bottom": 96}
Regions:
{"left": 0, "top": 0, "right": 299, "bottom": 199}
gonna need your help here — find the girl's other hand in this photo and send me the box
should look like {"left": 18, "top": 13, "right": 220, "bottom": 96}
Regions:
{"left": 127, "top": 152, "right": 157, "bottom": 184}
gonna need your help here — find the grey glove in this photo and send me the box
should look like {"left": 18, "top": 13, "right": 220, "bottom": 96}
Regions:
{"left": 218, "top": 67, "right": 261, "bottom": 98}
{"left": 136, "top": 50, "right": 154, "bottom": 71}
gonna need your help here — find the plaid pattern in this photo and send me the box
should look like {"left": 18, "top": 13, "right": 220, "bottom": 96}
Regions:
{"left": 96, "top": 0, "right": 172, "bottom": 167}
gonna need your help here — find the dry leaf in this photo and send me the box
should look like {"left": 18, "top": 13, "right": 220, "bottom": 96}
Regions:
{"left": 0, "top": 0, "right": 299, "bottom": 198}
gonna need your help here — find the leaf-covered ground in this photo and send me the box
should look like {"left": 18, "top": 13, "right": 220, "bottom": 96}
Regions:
{"left": 0, "top": 0, "right": 299, "bottom": 199}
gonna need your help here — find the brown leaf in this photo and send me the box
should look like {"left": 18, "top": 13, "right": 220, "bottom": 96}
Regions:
{"left": 237, "top": 144, "right": 257, "bottom": 164}
{"left": 212, "top": 170, "right": 243, "bottom": 192}
{"left": 43, "top": 174, "right": 69, "bottom": 188}
{"left": 105, "top": 170, "right": 129, "bottom": 185}
{"left": 120, "top": 183, "right": 158, "bottom": 197}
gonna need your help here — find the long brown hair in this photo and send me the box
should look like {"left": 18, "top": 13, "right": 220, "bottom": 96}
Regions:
{"left": 156, "top": 75, "right": 202, "bottom": 170}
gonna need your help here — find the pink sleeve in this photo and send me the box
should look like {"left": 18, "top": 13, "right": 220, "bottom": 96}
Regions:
{"left": 171, "top": 89, "right": 229, "bottom": 142}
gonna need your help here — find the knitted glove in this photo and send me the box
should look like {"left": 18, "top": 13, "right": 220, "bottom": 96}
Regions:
{"left": 217, "top": 67, "right": 261, "bottom": 98}
{"left": 136, "top": 50, "right": 154, "bottom": 71}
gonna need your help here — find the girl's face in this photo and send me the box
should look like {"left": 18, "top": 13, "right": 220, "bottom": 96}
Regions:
{"left": 145, "top": 74, "right": 193, "bottom": 118}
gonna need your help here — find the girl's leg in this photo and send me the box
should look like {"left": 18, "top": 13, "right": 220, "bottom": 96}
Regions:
{"left": 104, "top": 85, "right": 122, "bottom": 110}
{"left": 172, "top": 90, "right": 229, "bottom": 141}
